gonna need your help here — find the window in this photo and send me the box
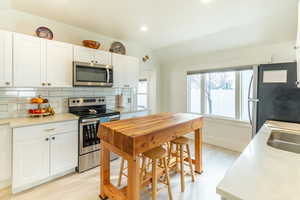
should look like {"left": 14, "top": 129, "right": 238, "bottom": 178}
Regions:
{"left": 137, "top": 79, "right": 148, "bottom": 109}
{"left": 187, "top": 68, "right": 253, "bottom": 121}
{"left": 205, "top": 71, "right": 235, "bottom": 118}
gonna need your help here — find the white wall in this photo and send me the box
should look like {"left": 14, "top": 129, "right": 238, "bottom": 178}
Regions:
{"left": 161, "top": 41, "right": 296, "bottom": 152}
{"left": 0, "top": 4, "right": 161, "bottom": 113}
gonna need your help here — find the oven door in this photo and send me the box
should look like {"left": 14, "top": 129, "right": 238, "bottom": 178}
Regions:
{"left": 79, "top": 119, "right": 101, "bottom": 155}
{"left": 73, "top": 62, "right": 113, "bottom": 87}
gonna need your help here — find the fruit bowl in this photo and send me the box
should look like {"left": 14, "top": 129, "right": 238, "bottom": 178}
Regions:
{"left": 82, "top": 40, "right": 101, "bottom": 49}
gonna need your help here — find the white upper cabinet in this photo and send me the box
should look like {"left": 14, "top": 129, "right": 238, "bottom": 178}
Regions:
{"left": 46, "top": 40, "right": 73, "bottom": 87}
{"left": 93, "top": 50, "right": 111, "bottom": 65}
{"left": 0, "top": 30, "right": 12, "bottom": 87}
{"left": 13, "top": 33, "right": 73, "bottom": 87}
{"left": 13, "top": 33, "right": 46, "bottom": 87}
{"left": 73, "top": 45, "right": 111, "bottom": 65}
{"left": 112, "top": 53, "right": 139, "bottom": 88}
{"left": 73, "top": 45, "right": 94, "bottom": 63}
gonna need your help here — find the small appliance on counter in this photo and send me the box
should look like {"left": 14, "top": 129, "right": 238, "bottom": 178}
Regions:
{"left": 68, "top": 97, "right": 120, "bottom": 173}
{"left": 28, "top": 96, "right": 55, "bottom": 117}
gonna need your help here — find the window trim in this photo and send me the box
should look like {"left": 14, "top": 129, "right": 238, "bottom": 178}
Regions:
{"left": 187, "top": 67, "right": 254, "bottom": 122}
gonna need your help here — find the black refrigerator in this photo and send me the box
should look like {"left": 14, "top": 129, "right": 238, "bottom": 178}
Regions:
{"left": 250, "top": 62, "right": 300, "bottom": 135}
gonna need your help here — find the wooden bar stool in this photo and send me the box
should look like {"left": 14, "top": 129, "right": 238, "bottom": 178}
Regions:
{"left": 142, "top": 146, "right": 173, "bottom": 200}
{"left": 170, "top": 136, "right": 195, "bottom": 192}
{"left": 117, "top": 157, "right": 127, "bottom": 187}
{"left": 117, "top": 157, "right": 151, "bottom": 187}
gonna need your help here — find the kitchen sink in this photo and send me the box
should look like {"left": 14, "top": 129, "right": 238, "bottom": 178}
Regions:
{"left": 267, "top": 131, "right": 300, "bottom": 154}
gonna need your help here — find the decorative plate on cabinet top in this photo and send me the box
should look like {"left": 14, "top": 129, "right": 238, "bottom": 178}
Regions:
{"left": 36, "top": 26, "right": 53, "bottom": 40}
{"left": 109, "top": 41, "right": 126, "bottom": 55}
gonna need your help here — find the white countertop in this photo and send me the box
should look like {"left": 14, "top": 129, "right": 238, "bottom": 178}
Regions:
{"left": 217, "top": 120, "right": 300, "bottom": 200}
{"left": 0, "top": 113, "right": 79, "bottom": 128}
{"left": 114, "top": 107, "right": 150, "bottom": 114}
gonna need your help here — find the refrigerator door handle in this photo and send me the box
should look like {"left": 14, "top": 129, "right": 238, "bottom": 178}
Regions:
{"left": 248, "top": 75, "right": 254, "bottom": 126}
{"left": 248, "top": 98, "right": 259, "bottom": 102}
{"left": 248, "top": 75, "right": 259, "bottom": 126}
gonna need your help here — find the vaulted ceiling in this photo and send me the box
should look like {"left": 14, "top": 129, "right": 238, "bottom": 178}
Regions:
{"left": 11, "top": 0, "right": 299, "bottom": 63}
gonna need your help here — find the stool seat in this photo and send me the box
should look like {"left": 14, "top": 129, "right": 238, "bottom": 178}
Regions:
{"left": 171, "top": 136, "right": 190, "bottom": 145}
{"left": 143, "top": 146, "right": 167, "bottom": 159}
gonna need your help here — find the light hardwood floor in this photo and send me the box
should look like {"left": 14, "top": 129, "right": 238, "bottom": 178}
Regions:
{"left": 0, "top": 143, "right": 239, "bottom": 200}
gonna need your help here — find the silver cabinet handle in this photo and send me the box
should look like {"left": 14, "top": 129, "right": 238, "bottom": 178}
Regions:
{"left": 45, "top": 128, "right": 56, "bottom": 132}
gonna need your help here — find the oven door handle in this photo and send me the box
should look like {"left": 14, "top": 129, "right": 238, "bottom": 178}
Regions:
{"left": 80, "top": 120, "right": 99, "bottom": 126}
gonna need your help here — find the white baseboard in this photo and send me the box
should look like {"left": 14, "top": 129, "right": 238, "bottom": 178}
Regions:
{"left": 0, "top": 179, "right": 11, "bottom": 190}
{"left": 203, "top": 135, "right": 247, "bottom": 152}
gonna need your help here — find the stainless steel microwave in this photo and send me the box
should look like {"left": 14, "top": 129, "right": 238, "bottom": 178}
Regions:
{"left": 73, "top": 62, "right": 113, "bottom": 87}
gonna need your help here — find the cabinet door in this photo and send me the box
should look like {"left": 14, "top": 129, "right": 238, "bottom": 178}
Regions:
{"left": 0, "top": 30, "right": 12, "bottom": 87}
{"left": 0, "top": 125, "right": 12, "bottom": 183}
{"left": 93, "top": 50, "right": 111, "bottom": 65}
{"left": 46, "top": 40, "right": 73, "bottom": 87}
{"left": 112, "top": 53, "right": 125, "bottom": 88}
{"left": 50, "top": 132, "right": 78, "bottom": 176}
{"left": 112, "top": 54, "right": 139, "bottom": 88}
{"left": 13, "top": 130, "right": 50, "bottom": 189}
{"left": 125, "top": 56, "right": 139, "bottom": 88}
{"left": 73, "top": 45, "right": 94, "bottom": 63}
{"left": 13, "top": 33, "right": 46, "bottom": 87}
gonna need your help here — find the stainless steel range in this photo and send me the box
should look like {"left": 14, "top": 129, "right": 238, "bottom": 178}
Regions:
{"left": 69, "top": 97, "right": 120, "bottom": 173}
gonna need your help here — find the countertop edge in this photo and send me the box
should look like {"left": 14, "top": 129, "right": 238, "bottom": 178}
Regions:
{"left": 0, "top": 113, "right": 79, "bottom": 128}
{"left": 216, "top": 120, "right": 300, "bottom": 200}
{"left": 216, "top": 187, "right": 242, "bottom": 200}
{"left": 115, "top": 108, "right": 151, "bottom": 114}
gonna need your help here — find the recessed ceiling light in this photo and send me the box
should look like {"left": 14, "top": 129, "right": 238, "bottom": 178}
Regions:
{"left": 140, "top": 25, "right": 148, "bottom": 32}
{"left": 201, "top": 0, "right": 212, "bottom": 4}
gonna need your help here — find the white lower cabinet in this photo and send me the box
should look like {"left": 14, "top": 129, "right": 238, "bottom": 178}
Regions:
{"left": 13, "top": 134, "right": 50, "bottom": 190}
{"left": 0, "top": 125, "right": 12, "bottom": 189}
{"left": 12, "top": 121, "right": 78, "bottom": 193}
{"left": 50, "top": 132, "right": 78, "bottom": 176}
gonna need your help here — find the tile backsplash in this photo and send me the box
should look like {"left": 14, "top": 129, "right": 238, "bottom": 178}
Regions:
{"left": 0, "top": 87, "right": 134, "bottom": 119}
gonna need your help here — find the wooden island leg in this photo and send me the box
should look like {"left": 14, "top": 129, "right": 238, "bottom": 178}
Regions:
{"left": 100, "top": 144, "right": 110, "bottom": 199}
{"left": 127, "top": 156, "right": 141, "bottom": 200}
{"left": 194, "top": 128, "right": 203, "bottom": 174}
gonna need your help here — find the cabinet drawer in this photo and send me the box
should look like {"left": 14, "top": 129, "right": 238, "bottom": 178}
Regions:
{"left": 14, "top": 121, "right": 78, "bottom": 141}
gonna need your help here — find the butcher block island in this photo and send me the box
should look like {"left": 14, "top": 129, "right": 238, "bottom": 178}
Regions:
{"left": 98, "top": 112, "right": 204, "bottom": 200}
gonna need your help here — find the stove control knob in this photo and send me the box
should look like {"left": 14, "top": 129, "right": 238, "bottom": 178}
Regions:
{"left": 77, "top": 100, "right": 80, "bottom": 103}
{"left": 72, "top": 100, "right": 76, "bottom": 103}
